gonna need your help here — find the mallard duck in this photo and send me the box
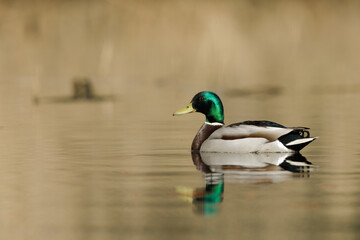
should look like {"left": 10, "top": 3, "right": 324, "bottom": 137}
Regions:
{"left": 173, "top": 91, "right": 316, "bottom": 153}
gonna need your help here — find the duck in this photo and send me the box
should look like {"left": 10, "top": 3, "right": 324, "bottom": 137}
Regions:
{"left": 173, "top": 91, "right": 317, "bottom": 153}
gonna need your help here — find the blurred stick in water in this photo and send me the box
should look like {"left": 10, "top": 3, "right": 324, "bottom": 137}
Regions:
{"left": 72, "top": 77, "right": 94, "bottom": 99}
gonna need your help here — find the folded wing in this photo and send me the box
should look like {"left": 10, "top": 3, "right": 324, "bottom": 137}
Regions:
{"left": 208, "top": 123, "right": 294, "bottom": 142}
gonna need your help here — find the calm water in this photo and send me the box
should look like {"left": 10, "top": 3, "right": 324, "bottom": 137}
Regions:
{"left": 0, "top": 83, "right": 359, "bottom": 240}
{"left": 1, "top": 1, "right": 360, "bottom": 239}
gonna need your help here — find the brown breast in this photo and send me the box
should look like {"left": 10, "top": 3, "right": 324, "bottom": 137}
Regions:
{"left": 191, "top": 123, "right": 223, "bottom": 151}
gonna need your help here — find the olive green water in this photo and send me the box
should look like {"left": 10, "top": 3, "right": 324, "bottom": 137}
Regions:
{"left": 1, "top": 1, "right": 360, "bottom": 240}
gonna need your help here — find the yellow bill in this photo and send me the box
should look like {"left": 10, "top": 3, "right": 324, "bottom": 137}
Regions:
{"left": 173, "top": 103, "right": 196, "bottom": 116}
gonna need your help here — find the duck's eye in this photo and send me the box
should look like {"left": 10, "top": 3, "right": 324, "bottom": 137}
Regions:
{"left": 199, "top": 96, "right": 205, "bottom": 101}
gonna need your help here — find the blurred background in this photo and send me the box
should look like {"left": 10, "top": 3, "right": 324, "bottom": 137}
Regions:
{"left": 1, "top": 0, "right": 360, "bottom": 240}
{"left": 2, "top": 0, "right": 360, "bottom": 95}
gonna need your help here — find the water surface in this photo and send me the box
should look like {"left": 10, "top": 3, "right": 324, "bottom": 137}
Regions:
{"left": 0, "top": 85, "right": 359, "bottom": 240}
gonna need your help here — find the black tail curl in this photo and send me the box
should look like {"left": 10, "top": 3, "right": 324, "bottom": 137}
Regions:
{"left": 278, "top": 129, "right": 314, "bottom": 152}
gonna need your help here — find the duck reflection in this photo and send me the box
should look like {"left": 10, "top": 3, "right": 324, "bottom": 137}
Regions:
{"left": 193, "top": 152, "right": 313, "bottom": 183}
{"left": 177, "top": 152, "right": 313, "bottom": 216}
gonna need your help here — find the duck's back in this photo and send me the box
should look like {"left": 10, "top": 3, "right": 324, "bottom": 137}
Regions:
{"left": 228, "top": 120, "right": 286, "bottom": 128}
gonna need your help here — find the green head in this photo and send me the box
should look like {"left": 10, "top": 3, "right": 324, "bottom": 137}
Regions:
{"left": 173, "top": 91, "right": 224, "bottom": 124}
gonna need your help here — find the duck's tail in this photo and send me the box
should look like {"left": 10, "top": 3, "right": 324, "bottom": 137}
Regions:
{"left": 278, "top": 129, "right": 317, "bottom": 152}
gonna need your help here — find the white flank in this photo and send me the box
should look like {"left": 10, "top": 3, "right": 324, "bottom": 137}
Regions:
{"left": 200, "top": 139, "right": 294, "bottom": 153}
{"left": 208, "top": 125, "right": 293, "bottom": 141}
